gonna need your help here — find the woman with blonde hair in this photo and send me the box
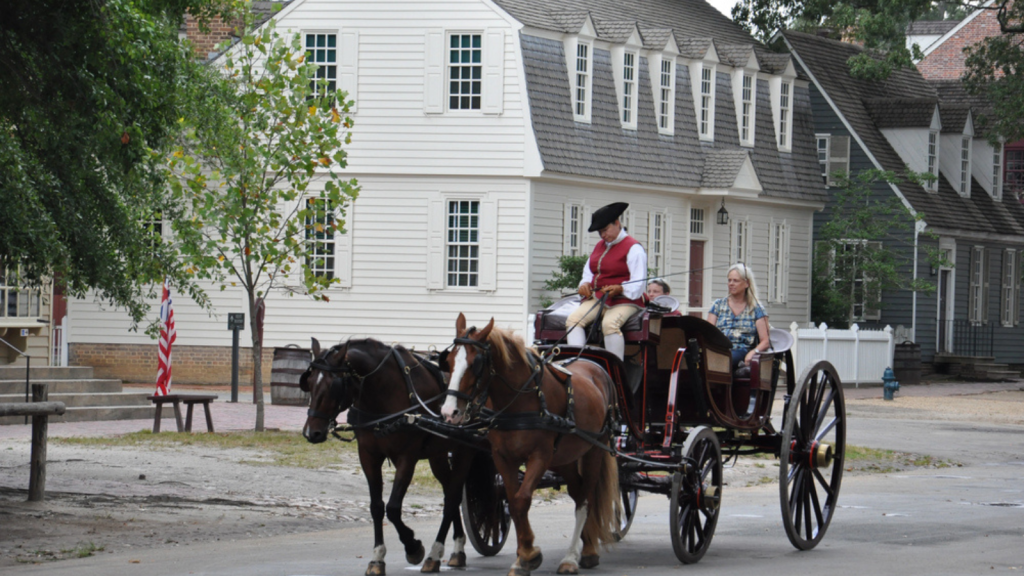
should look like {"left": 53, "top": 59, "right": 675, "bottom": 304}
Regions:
{"left": 706, "top": 263, "right": 770, "bottom": 374}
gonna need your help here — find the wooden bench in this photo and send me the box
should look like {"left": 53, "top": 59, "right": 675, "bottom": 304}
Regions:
{"left": 0, "top": 383, "right": 66, "bottom": 501}
{"left": 148, "top": 394, "right": 217, "bottom": 433}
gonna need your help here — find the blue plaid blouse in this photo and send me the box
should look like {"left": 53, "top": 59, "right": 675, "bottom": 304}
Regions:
{"left": 709, "top": 298, "right": 767, "bottom": 350}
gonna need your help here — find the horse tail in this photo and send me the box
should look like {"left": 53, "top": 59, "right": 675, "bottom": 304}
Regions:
{"left": 582, "top": 448, "right": 621, "bottom": 548}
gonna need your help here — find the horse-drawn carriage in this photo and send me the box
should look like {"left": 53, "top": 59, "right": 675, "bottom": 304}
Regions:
{"left": 300, "top": 298, "right": 846, "bottom": 575}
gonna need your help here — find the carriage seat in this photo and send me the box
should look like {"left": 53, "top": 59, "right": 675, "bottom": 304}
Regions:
{"left": 535, "top": 296, "right": 662, "bottom": 344}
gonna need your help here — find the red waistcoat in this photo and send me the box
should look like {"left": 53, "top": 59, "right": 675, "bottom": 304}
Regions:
{"left": 589, "top": 236, "right": 645, "bottom": 307}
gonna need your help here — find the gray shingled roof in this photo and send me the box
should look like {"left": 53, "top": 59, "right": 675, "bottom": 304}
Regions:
{"left": 716, "top": 44, "right": 757, "bottom": 68}
{"left": 493, "top": 0, "right": 760, "bottom": 47}
{"left": 638, "top": 26, "right": 674, "bottom": 50}
{"left": 931, "top": 79, "right": 997, "bottom": 136}
{"left": 676, "top": 37, "right": 715, "bottom": 59}
{"left": 702, "top": 150, "right": 749, "bottom": 188}
{"left": 907, "top": 20, "right": 960, "bottom": 36}
{"left": 549, "top": 10, "right": 590, "bottom": 32}
{"left": 593, "top": 19, "right": 638, "bottom": 43}
{"left": 783, "top": 30, "right": 1024, "bottom": 237}
{"left": 519, "top": 33, "right": 826, "bottom": 202}
{"left": 938, "top": 105, "right": 971, "bottom": 134}
{"left": 863, "top": 98, "right": 936, "bottom": 128}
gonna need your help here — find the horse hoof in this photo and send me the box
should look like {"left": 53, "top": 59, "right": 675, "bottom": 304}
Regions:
{"left": 508, "top": 567, "right": 531, "bottom": 576}
{"left": 448, "top": 551, "right": 467, "bottom": 568}
{"left": 556, "top": 562, "right": 579, "bottom": 575}
{"left": 366, "top": 561, "right": 386, "bottom": 576}
{"left": 421, "top": 559, "right": 441, "bottom": 573}
{"left": 407, "top": 541, "right": 425, "bottom": 565}
{"left": 579, "top": 555, "right": 600, "bottom": 569}
{"left": 521, "top": 551, "right": 543, "bottom": 571}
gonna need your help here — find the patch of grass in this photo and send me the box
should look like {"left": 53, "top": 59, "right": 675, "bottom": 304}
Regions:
{"left": 64, "top": 542, "right": 104, "bottom": 558}
{"left": 844, "top": 445, "right": 961, "bottom": 473}
{"left": 53, "top": 430, "right": 358, "bottom": 470}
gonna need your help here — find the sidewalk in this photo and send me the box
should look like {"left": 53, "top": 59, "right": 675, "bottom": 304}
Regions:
{"left": 0, "top": 385, "right": 308, "bottom": 441}
{"left": 842, "top": 379, "right": 1023, "bottom": 400}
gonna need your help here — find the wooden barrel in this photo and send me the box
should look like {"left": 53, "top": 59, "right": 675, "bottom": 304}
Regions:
{"left": 893, "top": 342, "right": 921, "bottom": 386}
{"left": 270, "top": 346, "right": 311, "bottom": 406}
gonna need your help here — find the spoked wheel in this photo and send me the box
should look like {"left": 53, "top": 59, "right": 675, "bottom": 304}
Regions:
{"left": 670, "top": 426, "right": 723, "bottom": 564}
{"left": 461, "top": 462, "right": 511, "bottom": 556}
{"left": 614, "top": 468, "right": 640, "bottom": 541}
{"left": 779, "top": 360, "right": 846, "bottom": 550}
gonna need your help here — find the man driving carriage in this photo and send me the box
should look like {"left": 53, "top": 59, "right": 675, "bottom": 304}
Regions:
{"left": 566, "top": 202, "right": 647, "bottom": 361}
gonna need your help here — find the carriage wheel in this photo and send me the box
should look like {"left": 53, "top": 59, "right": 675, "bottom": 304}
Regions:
{"left": 614, "top": 469, "right": 640, "bottom": 541}
{"left": 779, "top": 360, "right": 846, "bottom": 551}
{"left": 461, "top": 465, "right": 511, "bottom": 556}
{"left": 670, "top": 426, "right": 722, "bottom": 564}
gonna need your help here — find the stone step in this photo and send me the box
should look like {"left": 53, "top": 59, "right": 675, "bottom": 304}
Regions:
{"left": 0, "top": 379, "right": 124, "bottom": 395}
{"left": 0, "top": 392, "right": 154, "bottom": 408}
{"left": 0, "top": 366, "right": 94, "bottom": 380}
{"left": 0, "top": 404, "right": 171, "bottom": 425}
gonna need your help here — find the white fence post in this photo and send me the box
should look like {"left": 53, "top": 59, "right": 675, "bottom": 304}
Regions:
{"left": 851, "top": 323, "right": 860, "bottom": 388}
{"left": 885, "top": 325, "right": 894, "bottom": 369}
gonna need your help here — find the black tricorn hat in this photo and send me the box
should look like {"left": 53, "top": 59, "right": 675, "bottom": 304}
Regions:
{"left": 588, "top": 202, "right": 629, "bottom": 232}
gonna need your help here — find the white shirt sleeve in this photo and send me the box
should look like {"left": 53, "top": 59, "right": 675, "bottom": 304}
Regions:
{"left": 579, "top": 256, "right": 594, "bottom": 286}
{"left": 624, "top": 243, "right": 648, "bottom": 300}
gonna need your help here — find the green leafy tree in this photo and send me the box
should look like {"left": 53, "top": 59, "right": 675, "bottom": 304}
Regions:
{"left": 167, "top": 7, "right": 359, "bottom": 431}
{"left": 812, "top": 170, "right": 944, "bottom": 328}
{"left": 732, "top": 1, "right": 1021, "bottom": 140}
{"left": 0, "top": 0, "right": 227, "bottom": 328}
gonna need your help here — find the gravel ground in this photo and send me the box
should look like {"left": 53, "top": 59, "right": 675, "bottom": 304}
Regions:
{"left": 1, "top": 387, "right": 1021, "bottom": 568}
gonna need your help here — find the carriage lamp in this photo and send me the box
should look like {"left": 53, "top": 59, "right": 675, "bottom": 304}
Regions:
{"left": 882, "top": 367, "right": 900, "bottom": 401}
{"left": 716, "top": 198, "right": 729, "bottom": 226}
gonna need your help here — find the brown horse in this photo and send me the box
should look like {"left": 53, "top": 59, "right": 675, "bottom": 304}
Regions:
{"left": 440, "top": 314, "right": 621, "bottom": 576}
{"left": 301, "top": 337, "right": 475, "bottom": 575}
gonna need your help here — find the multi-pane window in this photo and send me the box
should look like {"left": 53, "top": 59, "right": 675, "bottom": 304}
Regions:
{"left": 447, "top": 200, "right": 480, "bottom": 287}
{"left": 1007, "top": 148, "right": 1024, "bottom": 199}
{"left": 649, "top": 213, "right": 665, "bottom": 276}
{"left": 305, "top": 33, "right": 337, "bottom": 98}
{"left": 927, "top": 131, "right": 939, "bottom": 191}
{"left": 993, "top": 144, "right": 1003, "bottom": 198}
{"left": 448, "top": 34, "right": 481, "bottom": 110}
{"left": 969, "top": 246, "right": 986, "bottom": 324}
{"left": 817, "top": 136, "right": 830, "bottom": 183}
{"left": 565, "top": 204, "right": 582, "bottom": 257}
{"left": 574, "top": 43, "right": 590, "bottom": 119}
{"left": 0, "top": 268, "right": 42, "bottom": 319}
{"left": 778, "top": 81, "right": 791, "bottom": 148}
{"left": 659, "top": 59, "right": 674, "bottom": 131}
{"left": 700, "top": 66, "right": 713, "bottom": 137}
{"left": 960, "top": 137, "right": 971, "bottom": 195}
{"left": 142, "top": 211, "right": 163, "bottom": 249}
{"left": 768, "top": 221, "right": 788, "bottom": 303}
{"left": 1001, "top": 249, "right": 1018, "bottom": 326}
{"left": 690, "top": 208, "right": 705, "bottom": 236}
{"left": 622, "top": 52, "right": 635, "bottom": 124}
{"left": 733, "top": 219, "right": 749, "bottom": 264}
{"left": 740, "top": 74, "right": 753, "bottom": 143}
{"left": 305, "top": 198, "right": 336, "bottom": 279}
{"left": 836, "top": 241, "right": 881, "bottom": 321}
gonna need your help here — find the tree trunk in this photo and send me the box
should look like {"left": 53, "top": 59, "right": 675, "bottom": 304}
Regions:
{"left": 250, "top": 295, "right": 265, "bottom": 432}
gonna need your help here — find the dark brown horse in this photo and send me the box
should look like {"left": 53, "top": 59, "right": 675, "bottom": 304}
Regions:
{"left": 301, "top": 337, "right": 475, "bottom": 575}
{"left": 441, "top": 314, "right": 621, "bottom": 576}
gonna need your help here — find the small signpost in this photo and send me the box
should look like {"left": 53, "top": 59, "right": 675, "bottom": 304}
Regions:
{"left": 228, "top": 313, "right": 245, "bottom": 403}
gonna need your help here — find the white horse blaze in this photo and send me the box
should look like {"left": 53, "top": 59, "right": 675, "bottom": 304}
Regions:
{"left": 441, "top": 347, "right": 469, "bottom": 421}
{"left": 372, "top": 544, "right": 387, "bottom": 562}
{"left": 559, "top": 504, "right": 589, "bottom": 568}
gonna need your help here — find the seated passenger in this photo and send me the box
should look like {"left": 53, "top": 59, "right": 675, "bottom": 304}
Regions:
{"left": 647, "top": 279, "right": 670, "bottom": 299}
{"left": 566, "top": 202, "right": 648, "bottom": 361}
{"left": 706, "top": 264, "right": 770, "bottom": 376}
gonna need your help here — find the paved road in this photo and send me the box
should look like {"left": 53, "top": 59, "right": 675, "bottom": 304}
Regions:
{"left": 3, "top": 381, "right": 1023, "bottom": 575}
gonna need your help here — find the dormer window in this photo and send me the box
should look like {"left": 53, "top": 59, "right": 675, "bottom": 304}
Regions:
{"left": 927, "top": 130, "right": 939, "bottom": 191}
{"left": 994, "top": 143, "right": 1003, "bottom": 199}
{"left": 621, "top": 51, "right": 637, "bottom": 125}
{"left": 573, "top": 41, "right": 592, "bottom": 122}
{"left": 778, "top": 80, "right": 791, "bottom": 148}
{"left": 960, "top": 136, "right": 971, "bottom": 196}
{"left": 699, "top": 65, "right": 715, "bottom": 139}
{"left": 658, "top": 58, "right": 675, "bottom": 133}
{"left": 741, "top": 74, "right": 753, "bottom": 143}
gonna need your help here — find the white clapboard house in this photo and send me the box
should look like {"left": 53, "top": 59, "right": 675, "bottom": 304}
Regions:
{"left": 65, "top": 0, "right": 826, "bottom": 384}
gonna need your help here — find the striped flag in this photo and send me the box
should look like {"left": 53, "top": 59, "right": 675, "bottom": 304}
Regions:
{"left": 155, "top": 280, "right": 176, "bottom": 396}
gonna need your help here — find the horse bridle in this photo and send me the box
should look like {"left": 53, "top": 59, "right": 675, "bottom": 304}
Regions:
{"left": 446, "top": 333, "right": 494, "bottom": 421}
{"left": 304, "top": 344, "right": 392, "bottom": 422}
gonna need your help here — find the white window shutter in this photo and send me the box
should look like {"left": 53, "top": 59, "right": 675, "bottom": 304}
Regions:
{"left": 865, "top": 241, "right": 882, "bottom": 320}
{"left": 338, "top": 31, "right": 359, "bottom": 113}
{"left": 829, "top": 136, "right": 850, "bottom": 185}
{"left": 427, "top": 199, "right": 445, "bottom": 289}
{"left": 781, "top": 222, "right": 789, "bottom": 303}
{"left": 982, "top": 248, "right": 991, "bottom": 324}
{"left": 663, "top": 211, "right": 673, "bottom": 276}
{"left": 482, "top": 29, "right": 505, "bottom": 115}
{"left": 424, "top": 31, "right": 444, "bottom": 114}
{"left": 478, "top": 198, "right": 498, "bottom": 291}
{"left": 563, "top": 203, "right": 574, "bottom": 255}
{"left": 334, "top": 202, "right": 353, "bottom": 288}
{"left": 282, "top": 196, "right": 303, "bottom": 286}
{"left": 1016, "top": 250, "right": 1022, "bottom": 325}
{"left": 582, "top": 205, "right": 594, "bottom": 253}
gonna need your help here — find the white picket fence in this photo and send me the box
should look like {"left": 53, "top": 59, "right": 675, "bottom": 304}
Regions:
{"left": 788, "top": 322, "right": 895, "bottom": 387}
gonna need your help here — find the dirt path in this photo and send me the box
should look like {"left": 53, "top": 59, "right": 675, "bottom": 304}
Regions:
{"left": 1, "top": 388, "right": 1021, "bottom": 568}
